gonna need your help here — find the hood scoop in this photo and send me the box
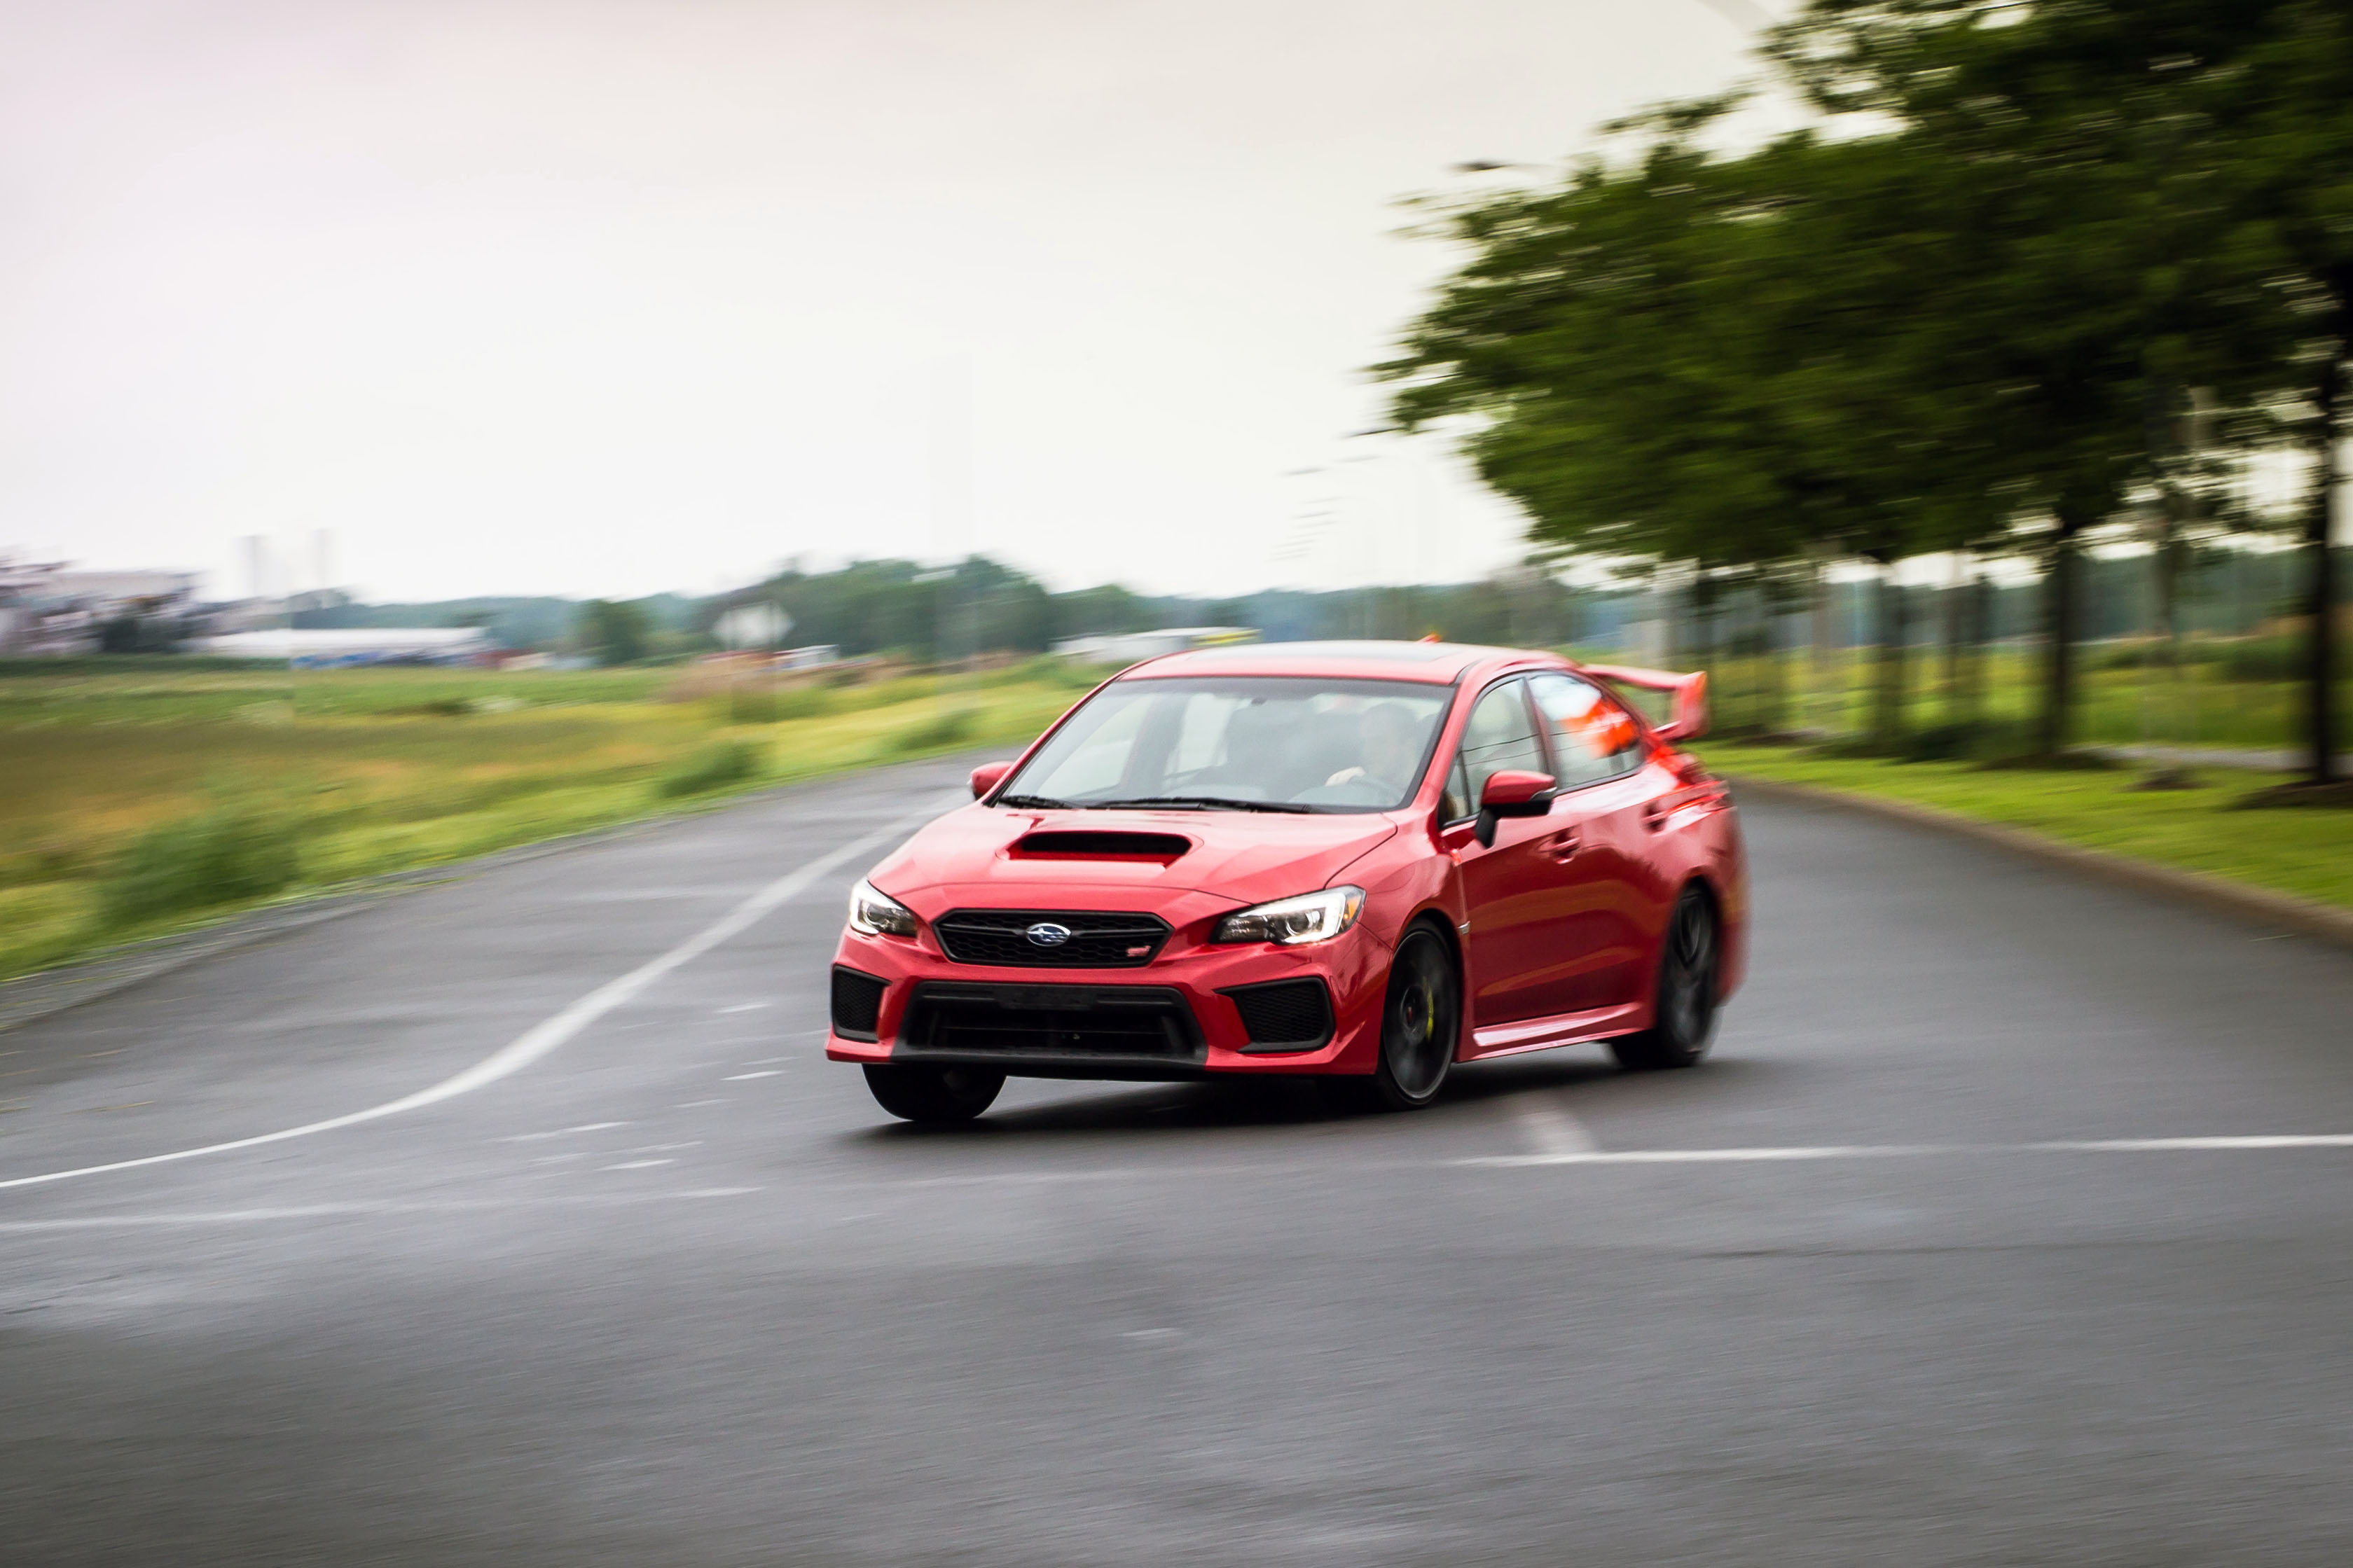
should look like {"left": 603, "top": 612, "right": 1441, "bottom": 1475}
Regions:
{"left": 1009, "top": 830, "right": 1192, "bottom": 864}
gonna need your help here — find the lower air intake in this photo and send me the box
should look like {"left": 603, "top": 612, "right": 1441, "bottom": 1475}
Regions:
{"left": 830, "top": 966, "right": 887, "bottom": 1041}
{"left": 1220, "top": 978, "right": 1335, "bottom": 1053}
{"left": 898, "top": 982, "right": 1206, "bottom": 1076}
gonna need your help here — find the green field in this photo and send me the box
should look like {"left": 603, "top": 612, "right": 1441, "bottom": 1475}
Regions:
{"left": 1686, "top": 639, "right": 2342, "bottom": 756}
{"left": 4, "top": 648, "right": 2341, "bottom": 992}
{"left": 1695, "top": 740, "right": 2353, "bottom": 913}
{"left": 0, "top": 658, "right": 1098, "bottom": 985}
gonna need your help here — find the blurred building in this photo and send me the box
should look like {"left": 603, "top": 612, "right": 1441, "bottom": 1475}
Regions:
{"left": 0, "top": 558, "right": 204, "bottom": 654}
{"left": 1050, "top": 626, "right": 1259, "bottom": 664}
{"left": 193, "top": 627, "right": 495, "bottom": 666}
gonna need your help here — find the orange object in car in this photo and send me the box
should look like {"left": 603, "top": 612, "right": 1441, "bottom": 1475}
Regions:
{"left": 1562, "top": 703, "right": 1637, "bottom": 759}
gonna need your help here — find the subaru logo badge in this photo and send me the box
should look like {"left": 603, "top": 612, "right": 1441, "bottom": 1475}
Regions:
{"left": 1024, "top": 922, "right": 1073, "bottom": 948}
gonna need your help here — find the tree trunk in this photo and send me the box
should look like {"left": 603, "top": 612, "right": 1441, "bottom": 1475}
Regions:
{"left": 1691, "top": 571, "right": 1718, "bottom": 691}
{"left": 1943, "top": 550, "right": 1971, "bottom": 725}
{"left": 1763, "top": 572, "right": 1793, "bottom": 733}
{"left": 1964, "top": 567, "right": 1992, "bottom": 733}
{"left": 1807, "top": 547, "right": 1835, "bottom": 736}
{"left": 1870, "top": 562, "right": 1907, "bottom": 750}
{"left": 2305, "top": 358, "right": 2342, "bottom": 785}
{"left": 2040, "top": 524, "right": 2084, "bottom": 756}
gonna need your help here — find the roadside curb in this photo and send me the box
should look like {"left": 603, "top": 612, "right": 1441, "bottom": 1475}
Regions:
{"left": 1727, "top": 775, "right": 2353, "bottom": 957}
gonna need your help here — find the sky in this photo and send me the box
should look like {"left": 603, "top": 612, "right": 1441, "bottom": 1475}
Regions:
{"left": 1, "top": 0, "right": 1784, "bottom": 604}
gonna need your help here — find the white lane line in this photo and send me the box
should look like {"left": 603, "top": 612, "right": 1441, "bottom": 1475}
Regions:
{"left": 1461, "top": 1133, "right": 2353, "bottom": 1167}
{"left": 2032, "top": 1134, "right": 2353, "bottom": 1151}
{"left": 0, "top": 798, "right": 952, "bottom": 1195}
{"left": 499, "top": 1121, "right": 629, "bottom": 1142}
{"left": 718, "top": 1001, "right": 769, "bottom": 1013}
{"left": 724, "top": 1070, "right": 782, "bottom": 1081}
{"left": 4, "top": 1135, "right": 2349, "bottom": 1230}
{"left": 0, "top": 1202, "right": 514, "bottom": 1230}
{"left": 602, "top": 1159, "right": 674, "bottom": 1170}
{"left": 1513, "top": 1095, "right": 1599, "bottom": 1158}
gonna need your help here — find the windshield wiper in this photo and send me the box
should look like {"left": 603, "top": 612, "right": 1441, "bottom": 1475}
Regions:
{"left": 1084, "top": 795, "right": 1318, "bottom": 814}
{"left": 995, "top": 793, "right": 1075, "bottom": 810}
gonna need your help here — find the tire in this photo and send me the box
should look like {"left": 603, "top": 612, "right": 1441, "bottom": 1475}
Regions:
{"left": 863, "top": 1064, "right": 1005, "bottom": 1124}
{"left": 1610, "top": 885, "right": 1720, "bottom": 1071}
{"left": 1348, "top": 924, "right": 1461, "bottom": 1112}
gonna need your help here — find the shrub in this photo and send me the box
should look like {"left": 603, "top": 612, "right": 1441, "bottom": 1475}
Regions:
{"left": 102, "top": 800, "right": 302, "bottom": 928}
{"left": 2218, "top": 634, "right": 2330, "bottom": 684}
{"left": 728, "top": 684, "right": 836, "bottom": 723}
{"left": 726, "top": 686, "right": 778, "bottom": 724}
{"left": 1900, "top": 722, "right": 1981, "bottom": 763}
{"left": 658, "top": 738, "right": 764, "bottom": 798}
{"left": 891, "top": 706, "right": 978, "bottom": 754}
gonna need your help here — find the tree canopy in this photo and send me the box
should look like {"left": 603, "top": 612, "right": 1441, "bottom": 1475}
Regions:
{"left": 1385, "top": 0, "right": 2349, "bottom": 776}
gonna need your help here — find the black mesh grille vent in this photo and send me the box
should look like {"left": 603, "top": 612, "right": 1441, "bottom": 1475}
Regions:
{"left": 934, "top": 910, "right": 1171, "bottom": 969}
{"left": 829, "top": 966, "right": 887, "bottom": 1040}
{"left": 901, "top": 983, "right": 1204, "bottom": 1066}
{"left": 1221, "top": 978, "right": 1334, "bottom": 1051}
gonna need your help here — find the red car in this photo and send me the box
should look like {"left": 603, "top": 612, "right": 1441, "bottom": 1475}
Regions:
{"left": 826, "top": 639, "right": 1745, "bottom": 1123}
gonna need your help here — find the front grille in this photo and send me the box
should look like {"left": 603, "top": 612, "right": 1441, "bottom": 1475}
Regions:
{"left": 829, "top": 966, "right": 887, "bottom": 1041}
{"left": 1220, "top": 978, "right": 1335, "bottom": 1053}
{"left": 934, "top": 909, "right": 1172, "bottom": 969}
{"left": 899, "top": 981, "right": 1205, "bottom": 1070}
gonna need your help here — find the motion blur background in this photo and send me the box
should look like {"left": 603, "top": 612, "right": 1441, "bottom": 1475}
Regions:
{"left": 4, "top": 0, "right": 2349, "bottom": 979}
{"left": 7, "top": 10, "right": 2353, "bottom": 1565}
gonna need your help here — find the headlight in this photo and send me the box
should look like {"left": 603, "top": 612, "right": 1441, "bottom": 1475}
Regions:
{"left": 1213, "top": 886, "right": 1365, "bottom": 946}
{"left": 846, "top": 878, "right": 918, "bottom": 938}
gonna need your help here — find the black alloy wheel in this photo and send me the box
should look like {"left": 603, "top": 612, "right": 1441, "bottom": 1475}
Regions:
{"left": 1610, "top": 885, "right": 1720, "bottom": 1071}
{"left": 863, "top": 1064, "right": 1005, "bottom": 1125}
{"left": 1363, "top": 925, "right": 1460, "bottom": 1111}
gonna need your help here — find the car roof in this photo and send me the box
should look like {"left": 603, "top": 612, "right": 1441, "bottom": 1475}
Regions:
{"left": 1119, "top": 639, "right": 1558, "bottom": 686}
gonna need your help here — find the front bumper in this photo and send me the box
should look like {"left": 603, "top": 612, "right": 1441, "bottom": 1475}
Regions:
{"left": 824, "top": 920, "right": 1393, "bottom": 1080}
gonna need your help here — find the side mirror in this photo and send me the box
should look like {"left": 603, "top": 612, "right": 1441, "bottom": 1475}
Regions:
{"left": 970, "top": 761, "right": 1014, "bottom": 800}
{"left": 1474, "top": 768, "right": 1556, "bottom": 847}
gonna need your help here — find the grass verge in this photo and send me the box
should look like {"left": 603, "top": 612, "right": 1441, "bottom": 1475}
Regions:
{"left": 1697, "top": 740, "right": 2353, "bottom": 913}
{"left": 0, "top": 660, "right": 1101, "bottom": 987}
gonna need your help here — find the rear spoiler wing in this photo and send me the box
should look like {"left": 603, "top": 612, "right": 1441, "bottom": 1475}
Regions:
{"left": 1582, "top": 665, "right": 1709, "bottom": 744}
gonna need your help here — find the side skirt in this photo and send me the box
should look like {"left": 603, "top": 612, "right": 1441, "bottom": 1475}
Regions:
{"left": 1466, "top": 1001, "right": 1646, "bottom": 1061}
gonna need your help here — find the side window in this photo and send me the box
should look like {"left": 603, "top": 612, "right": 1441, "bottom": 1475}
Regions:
{"left": 1439, "top": 753, "right": 1474, "bottom": 822}
{"left": 1456, "top": 681, "right": 1547, "bottom": 807}
{"left": 1529, "top": 672, "right": 1642, "bottom": 790}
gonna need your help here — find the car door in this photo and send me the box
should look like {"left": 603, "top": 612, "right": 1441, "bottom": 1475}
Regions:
{"left": 1522, "top": 671, "right": 1662, "bottom": 1014}
{"left": 1444, "top": 678, "right": 1561, "bottom": 1027}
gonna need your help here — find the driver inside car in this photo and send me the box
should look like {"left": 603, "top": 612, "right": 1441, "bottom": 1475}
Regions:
{"left": 1323, "top": 701, "right": 1423, "bottom": 798}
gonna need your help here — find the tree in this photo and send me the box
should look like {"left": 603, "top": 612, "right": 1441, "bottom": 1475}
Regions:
{"left": 578, "top": 598, "right": 650, "bottom": 666}
{"left": 1772, "top": 0, "right": 2335, "bottom": 765}
{"left": 2226, "top": 3, "right": 2353, "bottom": 784}
{"left": 1383, "top": 118, "right": 1994, "bottom": 747}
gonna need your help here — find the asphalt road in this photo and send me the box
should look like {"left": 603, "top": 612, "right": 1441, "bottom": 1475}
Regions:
{"left": 4, "top": 756, "right": 2351, "bottom": 1567}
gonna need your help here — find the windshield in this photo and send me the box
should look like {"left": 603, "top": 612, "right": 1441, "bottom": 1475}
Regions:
{"left": 998, "top": 675, "right": 1455, "bottom": 812}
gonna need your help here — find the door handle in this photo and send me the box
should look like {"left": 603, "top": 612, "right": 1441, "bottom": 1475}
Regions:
{"left": 1543, "top": 831, "right": 1581, "bottom": 861}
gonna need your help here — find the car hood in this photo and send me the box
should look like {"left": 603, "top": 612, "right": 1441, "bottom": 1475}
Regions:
{"left": 867, "top": 805, "right": 1401, "bottom": 913}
